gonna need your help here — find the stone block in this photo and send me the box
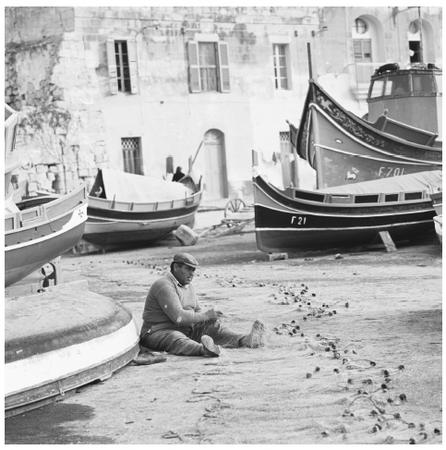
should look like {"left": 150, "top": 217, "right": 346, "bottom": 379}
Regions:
{"left": 267, "top": 252, "right": 288, "bottom": 261}
{"left": 173, "top": 224, "right": 198, "bottom": 246}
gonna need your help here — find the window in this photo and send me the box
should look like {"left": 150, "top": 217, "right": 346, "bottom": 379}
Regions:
{"left": 434, "top": 75, "right": 442, "bottom": 94}
{"left": 370, "top": 79, "right": 384, "bottom": 98}
{"left": 122, "top": 137, "right": 143, "bottom": 175}
{"left": 187, "top": 40, "right": 230, "bottom": 93}
{"left": 409, "top": 40, "right": 422, "bottom": 63}
{"left": 390, "top": 75, "right": 410, "bottom": 96}
{"left": 115, "top": 41, "right": 131, "bottom": 92}
{"left": 354, "top": 18, "right": 368, "bottom": 34}
{"left": 353, "top": 39, "right": 372, "bottom": 62}
{"left": 106, "top": 39, "right": 138, "bottom": 95}
{"left": 273, "top": 44, "right": 289, "bottom": 90}
{"left": 409, "top": 20, "right": 420, "bottom": 34}
{"left": 412, "top": 74, "right": 434, "bottom": 95}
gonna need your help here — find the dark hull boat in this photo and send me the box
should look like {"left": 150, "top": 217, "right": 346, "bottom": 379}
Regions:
{"left": 83, "top": 169, "right": 202, "bottom": 248}
{"left": 290, "top": 77, "right": 442, "bottom": 189}
{"left": 5, "top": 186, "right": 88, "bottom": 287}
{"left": 253, "top": 171, "right": 441, "bottom": 253}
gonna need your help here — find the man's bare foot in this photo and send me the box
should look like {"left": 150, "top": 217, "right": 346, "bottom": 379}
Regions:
{"left": 201, "top": 335, "right": 221, "bottom": 357}
{"left": 243, "top": 320, "right": 266, "bottom": 348}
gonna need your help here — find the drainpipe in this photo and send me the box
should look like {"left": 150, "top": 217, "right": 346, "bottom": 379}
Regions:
{"left": 418, "top": 7, "right": 423, "bottom": 63}
{"left": 59, "top": 138, "right": 67, "bottom": 194}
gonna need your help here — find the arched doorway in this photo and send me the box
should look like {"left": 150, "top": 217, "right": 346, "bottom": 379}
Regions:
{"left": 203, "top": 129, "right": 228, "bottom": 199}
{"left": 408, "top": 19, "right": 434, "bottom": 63}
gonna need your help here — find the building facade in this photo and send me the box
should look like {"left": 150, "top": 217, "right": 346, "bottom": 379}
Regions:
{"left": 5, "top": 6, "right": 443, "bottom": 198}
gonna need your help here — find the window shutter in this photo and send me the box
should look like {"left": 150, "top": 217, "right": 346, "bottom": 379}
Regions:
{"left": 187, "top": 41, "right": 201, "bottom": 93}
{"left": 128, "top": 39, "right": 139, "bottom": 94}
{"left": 106, "top": 38, "right": 118, "bottom": 95}
{"left": 218, "top": 41, "right": 230, "bottom": 93}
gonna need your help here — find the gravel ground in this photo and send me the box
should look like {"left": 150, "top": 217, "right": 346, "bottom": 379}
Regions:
{"left": 4, "top": 229, "right": 442, "bottom": 445}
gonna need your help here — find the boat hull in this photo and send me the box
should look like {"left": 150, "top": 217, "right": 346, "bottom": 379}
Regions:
{"left": 293, "top": 81, "right": 442, "bottom": 189}
{"left": 82, "top": 170, "right": 203, "bottom": 248}
{"left": 5, "top": 188, "right": 88, "bottom": 287}
{"left": 253, "top": 175, "right": 436, "bottom": 253}
{"left": 83, "top": 208, "right": 197, "bottom": 247}
{"left": 5, "top": 282, "right": 139, "bottom": 416}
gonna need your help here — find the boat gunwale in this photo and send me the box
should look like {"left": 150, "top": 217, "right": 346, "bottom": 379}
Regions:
{"left": 5, "top": 185, "right": 87, "bottom": 235}
{"left": 87, "top": 190, "right": 202, "bottom": 213}
{"left": 310, "top": 80, "right": 442, "bottom": 154}
{"left": 5, "top": 204, "right": 87, "bottom": 251}
{"left": 253, "top": 175, "right": 435, "bottom": 211}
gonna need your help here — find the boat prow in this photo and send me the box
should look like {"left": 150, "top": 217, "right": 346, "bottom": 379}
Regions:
{"left": 5, "top": 185, "right": 88, "bottom": 287}
{"left": 290, "top": 75, "right": 442, "bottom": 189}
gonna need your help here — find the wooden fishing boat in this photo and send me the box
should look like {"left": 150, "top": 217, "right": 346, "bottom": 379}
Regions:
{"left": 82, "top": 169, "right": 203, "bottom": 248}
{"left": 253, "top": 170, "right": 441, "bottom": 253}
{"left": 5, "top": 281, "right": 140, "bottom": 417}
{"left": 290, "top": 75, "right": 442, "bottom": 189}
{"left": 5, "top": 185, "right": 88, "bottom": 287}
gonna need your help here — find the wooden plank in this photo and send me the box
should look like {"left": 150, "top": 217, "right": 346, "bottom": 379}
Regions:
{"left": 378, "top": 231, "right": 397, "bottom": 252}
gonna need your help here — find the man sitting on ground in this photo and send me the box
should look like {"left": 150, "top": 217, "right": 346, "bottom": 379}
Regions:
{"left": 139, "top": 253, "right": 265, "bottom": 357}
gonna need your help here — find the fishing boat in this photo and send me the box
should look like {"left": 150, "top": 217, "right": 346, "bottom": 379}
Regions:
{"left": 253, "top": 170, "right": 441, "bottom": 253}
{"left": 289, "top": 66, "right": 442, "bottom": 189}
{"left": 5, "top": 280, "right": 139, "bottom": 417}
{"left": 82, "top": 169, "right": 203, "bottom": 248}
{"left": 5, "top": 186, "right": 88, "bottom": 287}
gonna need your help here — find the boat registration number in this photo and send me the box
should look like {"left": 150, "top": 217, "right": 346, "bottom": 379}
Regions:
{"left": 291, "top": 215, "right": 307, "bottom": 225}
{"left": 378, "top": 166, "right": 405, "bottom": 177}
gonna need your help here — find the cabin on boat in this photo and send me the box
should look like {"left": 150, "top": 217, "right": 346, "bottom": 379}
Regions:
{"left": 367, "top": 63, "right": 442, "bottom": 138}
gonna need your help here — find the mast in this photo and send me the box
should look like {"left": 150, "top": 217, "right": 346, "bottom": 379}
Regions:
{"left": 306, "top": 42, "right": 313, "bottom": 80}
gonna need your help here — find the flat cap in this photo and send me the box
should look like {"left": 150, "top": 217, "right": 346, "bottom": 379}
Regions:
{"left": 173, "top": 253, "right": 199, "bottom": 268}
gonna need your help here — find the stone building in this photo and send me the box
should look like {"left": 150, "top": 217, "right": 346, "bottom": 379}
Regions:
{"left": 5, "top": 6, "right": 443, "bottom": 198}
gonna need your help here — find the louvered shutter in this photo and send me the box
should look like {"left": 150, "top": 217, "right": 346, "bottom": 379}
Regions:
{"left": 218, "top": 41, "right": 230, "bottom": 93}
{"left": 128, "top": 39, "right": 139, "bottom": 94}
{"left": 187, "top": 41, "right": 201, "bottom": 93}
{"left": 106, "top": 38, "right": 118, "bottom": 95}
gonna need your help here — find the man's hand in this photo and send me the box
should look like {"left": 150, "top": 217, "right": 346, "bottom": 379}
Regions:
{"left": 205, "top": 308, "right": 224, "bottom": 320}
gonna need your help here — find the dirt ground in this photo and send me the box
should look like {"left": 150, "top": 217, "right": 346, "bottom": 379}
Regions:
{"left": 4, "top": 228, "right": 443, "bottom": 445}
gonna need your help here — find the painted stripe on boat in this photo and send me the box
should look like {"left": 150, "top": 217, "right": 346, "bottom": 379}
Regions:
{"left": 5, "top": 203, "right": 87, "bottom": 252}
{"left": 254, "top": 200, "right": 434, "bottom": 219}
{"left": 255, "top": 219, "right": 433, "bottom": 232}
{"left": 86, "top": 209, "right": 197, "bottom": 225}
{"left": 5, "top": 318, "right": 139, "bottom": 396}
{"left": 314, "top": 143, "right": 437, "bottom": 166}
{"left": 310, "top": 103, "right": 442, "bottom": 164}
